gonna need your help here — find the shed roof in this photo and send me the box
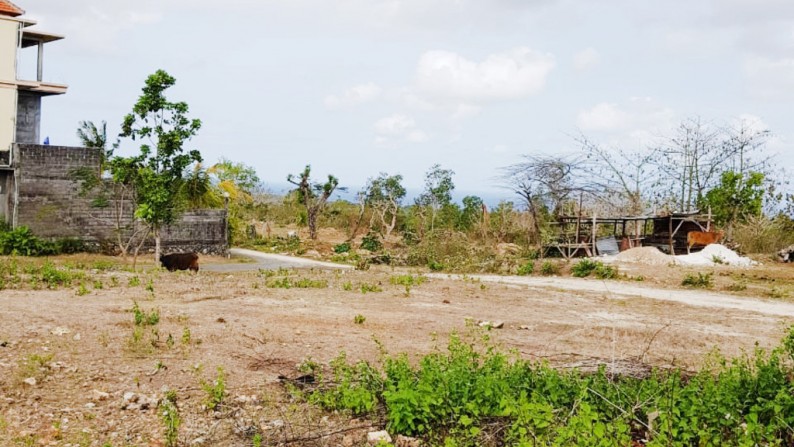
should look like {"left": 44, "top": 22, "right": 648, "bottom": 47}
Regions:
{"left": 0, "top": 0, "right": 24, "bottom": 17}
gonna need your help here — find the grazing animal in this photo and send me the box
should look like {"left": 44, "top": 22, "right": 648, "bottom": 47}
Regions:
{"left": 686, "top": 230, "right": 724, "bottom": 254}
{"left": 778, "top": 245, "right": 794, "bottom": 263}
{"left": 160, "top": 252, "right": 199, "bottom": 272}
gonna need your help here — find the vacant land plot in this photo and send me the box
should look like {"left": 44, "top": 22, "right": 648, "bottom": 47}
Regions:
{"left": 0, "top": 254, "right": 792, "bottom": 446}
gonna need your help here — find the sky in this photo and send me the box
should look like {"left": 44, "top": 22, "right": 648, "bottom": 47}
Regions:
{"left": 18, "top": 0, "right": 794, "bottom": 202}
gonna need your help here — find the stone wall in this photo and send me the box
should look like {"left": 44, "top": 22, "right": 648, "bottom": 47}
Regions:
{"left": 11, "top": 143, "right": 228, "bottom": 255}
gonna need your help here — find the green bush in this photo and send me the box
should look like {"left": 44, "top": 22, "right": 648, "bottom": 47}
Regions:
{"left": 0, "top": 226, "right": 56, "bottom": 256}
{"left": 593, "top": 263, "right": 618, "bottom": 280}
{"left": 333, "top": 242, "right": 351, "bottom": 254}
{"left": 540, "top": 260, "right": 560, "bottom": 276}
{"left": 571, "top": 258, "right": 599, "bottom": 278}
{"left": 516, "top": 261, "right": 535, "bottom": 276}
{"left": 682, "top": 272, "right": 713, "bottom": 288}
{"left": 360, "top": 231, "right": 383, "bottom": 252}
{"left": 306, "top": 328, "right": 794, "bottom": 445}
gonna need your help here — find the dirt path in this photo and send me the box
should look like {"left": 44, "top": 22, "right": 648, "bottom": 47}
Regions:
{"left": 430, "top": 273, "right": 794, "bottom": 317}
{"left": 202, "top": 248, "right": 353, "bottom": 272}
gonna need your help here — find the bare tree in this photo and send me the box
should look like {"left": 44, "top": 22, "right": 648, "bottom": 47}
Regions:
{"left": 364, "top": 173, "right": 406, "bottom": 237}
{"left": 501, "top": 154, "right": 588, "bottom": 244}
{"left": 287, "top": 165, "right": 339, "bottom": 240}
{"left": 577, "top": 134, "right": 659, "bottom": 215}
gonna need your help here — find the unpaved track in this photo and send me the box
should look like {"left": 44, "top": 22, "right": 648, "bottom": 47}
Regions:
{"left": 430, "top": 274, "right": 794, "bottom": 317}
{"left": 202, "top": 248, "right": 353, "bottom": 272}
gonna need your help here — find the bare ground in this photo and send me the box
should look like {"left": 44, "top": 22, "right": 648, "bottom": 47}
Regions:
{"left": 1, "top": 254, "right": 793, "bottom": 446}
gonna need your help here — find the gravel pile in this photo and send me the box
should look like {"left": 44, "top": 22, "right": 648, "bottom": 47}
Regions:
{"left": 610, "top": 247, "right": 673, "bottom": 265}
{"left": 675, "top": 244, "right": 757, "bottom": 267}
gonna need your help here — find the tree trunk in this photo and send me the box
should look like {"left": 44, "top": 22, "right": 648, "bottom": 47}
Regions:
{"left": 308, "top": 209, "right": 318, "bottom": 240}
{"left": 154, "top": 228, "right": 161, "bottom": 265}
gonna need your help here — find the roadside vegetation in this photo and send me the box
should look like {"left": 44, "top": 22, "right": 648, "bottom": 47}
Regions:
{"left": 304, "top": 328, "right": 794, "bottom": 446}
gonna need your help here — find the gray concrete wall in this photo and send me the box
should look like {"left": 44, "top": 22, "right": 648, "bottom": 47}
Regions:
{"left": 15, "top": 92, "right": 41, "bottom": 144}
{"left": 11, "top": 143, "right": 228, "bottom": 254}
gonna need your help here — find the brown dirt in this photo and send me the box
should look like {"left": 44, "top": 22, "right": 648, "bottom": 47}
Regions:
{"left": 1, "top": 255, "right": 793, "bottom": 446}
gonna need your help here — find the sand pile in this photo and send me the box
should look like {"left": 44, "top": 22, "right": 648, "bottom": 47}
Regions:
{"left": 675, "top": 244, "right": 757, "bottom": 267}
{"left": 611, "top": 247, "right": 673, "bottom": 265}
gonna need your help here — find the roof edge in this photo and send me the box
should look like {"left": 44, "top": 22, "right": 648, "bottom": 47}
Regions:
{"left": 0, "top": 0, "right": 25, "bottom": 17}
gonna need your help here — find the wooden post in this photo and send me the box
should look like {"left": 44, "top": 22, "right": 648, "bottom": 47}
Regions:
{"left": 575, "top": 192, "right": 583, "bottom": 243}
{"left": 668, "top": 215, "right": 674, "bottom": 255}
{"left": 592, "top": 214, "right": 597, "bottom": 256}
{"left": 707, "top": 206, "right": 712, "bottom": 232}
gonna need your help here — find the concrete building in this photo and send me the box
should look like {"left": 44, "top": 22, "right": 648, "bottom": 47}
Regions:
{"left": 0, "top": 0, "right": 66, "bottom": 152}
{"left": 0, "top": 1, "right": 66, "bottom": 221}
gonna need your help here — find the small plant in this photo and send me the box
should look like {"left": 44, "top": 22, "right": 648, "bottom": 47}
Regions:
{"left": 725, "top": 280, "right": 747, "bottom": 292}
{"left": 593, "top": 263, "right": 618, "bottom": 280}
{"left": 334, "top": 242, "right": 351, "bottom": 254}
{"left": 360, "top": 231, "right": 383, "bottom": 252}
{"left": 93, "top": 279, "right": 103, "bottom": 290}
{"left": 181, "top": 327, "right": 191, "bottom": 345}
{"left": 354, "top": 314, "right": 366, "bottom": 324}
{"left": 571, "top": 258, "right": 599, "bottom": 277}
{"left": 75, "top": 282, "right": 89, "bottom": 296}
{"left": 128, "top": 276, "right": 141, "bottom": 287}
{"left": 109, "top": 276, "right": 120, "bottom": 287}
{"left": 200, "top": 367, "right": 226, "bottom": 411}
{"left": 712, "top": 255, "right": 725, "bottom": 264}
{"left": 145, "top": 278, "right": 155, "bottom": 293}
{"left": 390, "top": 274, "right": 426, "bottom": 287}
{"left": 767, "top": 286, "right": 790, "bottom": 299}
{"left": 516, "top": 261, "right": 535, "bottom": 276}
{"left": 360, "top": 282, "right": 383, "bottom": 294}
{"left": 540, "top": 260, "right": 560, "bottom": 276}
{"left": 252, "top": 433, "right": 263, "bottom": 447}
{"left": 132, "top": 301, "right": 160, "bottom": 326}
{"left": 428, "top": 260, "right": 445, "bottom": 272}
{"left": 159, "top": 390, "right": 180, "bottom": 447}
{"left": 682, "top": 272, "right": 714, "bottom": 288}
{"left": 267, "top": 277, "right": 328, "bottom": 289}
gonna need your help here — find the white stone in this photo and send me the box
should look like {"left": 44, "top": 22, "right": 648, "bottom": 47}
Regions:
{"left": 23, "top": 377, "right": 36, "bottom": 386}
{"left": 368, "top": 430, "right": 392, "bottom": 445}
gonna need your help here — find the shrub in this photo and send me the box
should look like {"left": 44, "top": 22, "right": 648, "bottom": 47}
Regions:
{"left": 593, "top": 263, "right": 618, "bottom": 280}
{"left": 334, "top": 242, "right": 351, "bottom": 254}
{"left": 389, "top": 274, "right": 426, "bottom": 287}
{"left": 360, "top": 231, "right": 383, "bottom": 252}
{"left": 540, "top": 260, "right": 560, "bottom": 276}
{"left": 306, "top": 328, "right": 794, "bottom": 446}
{"left": 571, "top": 258, "right": 599, "bottom": 278}
{"left": 682, "top": 272, "right": 713, "bottom": 288}
{"left": 516, "top": 261, "right": 535, "bottom": 276}
{"left": 0, "top": 226, "right": 56, "bottom": 256}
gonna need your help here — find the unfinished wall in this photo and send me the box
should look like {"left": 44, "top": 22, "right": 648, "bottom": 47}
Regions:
{"left": 15, "top": 91, "right": 40, "bottom": 144}
{"left": 12, "top": 143, "right": 228, "bottom": 254}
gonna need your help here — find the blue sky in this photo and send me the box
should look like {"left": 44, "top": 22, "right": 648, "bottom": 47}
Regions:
{"left": 20, "top": 0, "right": 794, "bottom": 201}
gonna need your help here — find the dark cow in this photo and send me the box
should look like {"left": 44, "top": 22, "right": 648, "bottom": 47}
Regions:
{"left": 778, "top": 245, "right": 794, "bottom": 263}
{"left": 160, "top": 252, "right": 199, "bottom": 272}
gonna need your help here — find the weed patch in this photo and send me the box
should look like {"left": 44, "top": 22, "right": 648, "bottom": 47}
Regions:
{"left": 682, "top": 272, "right": 714, "bottom": 288}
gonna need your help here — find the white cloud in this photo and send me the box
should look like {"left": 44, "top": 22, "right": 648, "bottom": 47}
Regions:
{"left": 415, "top": 47, "right": 555, "bottom": 102}
{"left": 577, "top": 103, "right": 630, "bottom": 131}
{"left": 573, "top": 47, "right": 599, "bottom": 71}
{"left": 577, "top": 98, "right": 677, "bottom": 147}
{"left": 743, "top": 56, "right": 794, "bottom": 100}
{"left": 374, "top": 114, "right": 427, "bottom": 145}
{"left": 324, "top": 83, "right": 382, "bottom": 109}
{"left": 25, "top": 2, "right": 163, "bottom": 53}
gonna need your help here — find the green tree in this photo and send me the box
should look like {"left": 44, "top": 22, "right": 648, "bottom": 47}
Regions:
{"left": 364, "top": 173, "right": 406, "bottom": 237}
{"left": 458, "top": 195, "right": 484, "bottom": 231}
{"left": 209, "top": 157, "right": 261, "bottom": 194}
{"left": 287, "top": 165, "right": 339, "bottom": 240}
{"left": 702, "top": 170, "right": 765, "bottom": 238}
{"left": 118, "top": 70, "right": 203, "bottom": 262}
{"left": 415, "top": 164, "right": 455, "bottom": 231}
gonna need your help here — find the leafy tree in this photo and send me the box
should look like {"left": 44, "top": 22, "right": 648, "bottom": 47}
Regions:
{"left": 118, "top": 70, "right": 203, "bottom": 262}
{"left": 287, "top": 165, "right": 339, "bottom": 240}
{"left": 364, "top": 173, "right": 406, "bottom": 237}
{"left": 182, "top": 163, "right": 222, "bottom": 209}
{"left": 415, "top": 164, "right": 455, "bottom": 231}
{"left": 458, "top": 195, "right": 484, "bottom": 231}
{"left": 702, "top": 171, "right": 765, "bottom": 238}
{"left": 209, "top": 157, "right": 261, "bottom": 194}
